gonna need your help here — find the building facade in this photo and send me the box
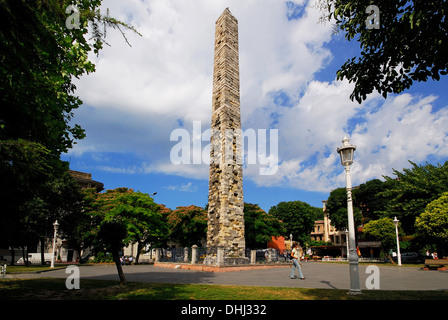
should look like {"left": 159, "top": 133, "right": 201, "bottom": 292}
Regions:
{"left": 310, "top": 201, "right": 349, "bottom": 258}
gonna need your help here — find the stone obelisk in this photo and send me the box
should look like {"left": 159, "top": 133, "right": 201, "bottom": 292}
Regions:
{"left": 207, "top": 8, "right": 245, "bottom": 257}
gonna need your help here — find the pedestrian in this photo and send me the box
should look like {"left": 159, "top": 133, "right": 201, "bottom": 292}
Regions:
{"left": 290, "top": 243, "right": 305, "bottom": 280}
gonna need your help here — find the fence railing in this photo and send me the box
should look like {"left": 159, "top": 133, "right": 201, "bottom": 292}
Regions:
{"left": 154, "top": 246, "right": 292, "bottom": 266}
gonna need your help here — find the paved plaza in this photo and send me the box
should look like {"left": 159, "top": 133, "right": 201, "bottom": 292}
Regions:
{"left": 10, "top": 262, "right": 448, "bottom": 291}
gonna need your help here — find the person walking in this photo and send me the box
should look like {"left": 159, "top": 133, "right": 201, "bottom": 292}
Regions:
{"left": 290, "top": 243, "right": 305, "bottom": 279}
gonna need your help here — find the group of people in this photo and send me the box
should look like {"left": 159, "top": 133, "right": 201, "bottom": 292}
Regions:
{"left": 120, "top": 256, "right": 133, "bottom": 266}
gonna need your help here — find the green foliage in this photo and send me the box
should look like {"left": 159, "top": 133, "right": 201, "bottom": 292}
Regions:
{"left": 82, "top": 188, "right": 168, "bottom": 260}
{"left": 167, "top": 206, "right": 207, "bottom": 247}
{"left": 354, "top": 179, "right": 392, "bottom": 222}
{"left": 0, "top": 0, "right": 139, "bottom": 264}
{"left": 98, "top": 221, "right": 128, "bottom": 252}
{"left": 0, "top": 0, "right": 140, "bottom": 153}
{"left": 268, "top": 201, "right": 320, "bottom": 245}
{"left": 415, "top": 192, "right": 448, "bottom": 249}
{"left": 318, "top": 0, "right": 448, "bottom": 103}
{"left": 382, "top": 161, "right": 448, "bottom": 233}
{"left": 0, "top": 139, "right": 84, "bottom": 263}
{"left": 92, "top": 251, "right": 113, "bottom": 263}
{"left": 326, "top": 187, "right": 362, "bottom": 231}
{"left": 244, "top": 203, "right": 286, "bottom": 249}
{"left": 362, "top": 218, "right": 397, "bottom": 251}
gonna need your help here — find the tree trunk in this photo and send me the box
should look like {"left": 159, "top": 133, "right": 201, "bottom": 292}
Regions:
{"left": 112, "top": 249, "right": 126, "bottom": 285}
{"left": 40, "top": 239, "right": 45, "bottom": 265}
{"left": 22, "top": 247, "right": 28, "bottom": 266}
{"left": 77, "top": 249, "right": 82, "bottom": 263}
{"left": 135, "top": 242, "right": 142, "bottom": 264}
{"left": 386, "top": 253, "right": 395, "bottom": 264}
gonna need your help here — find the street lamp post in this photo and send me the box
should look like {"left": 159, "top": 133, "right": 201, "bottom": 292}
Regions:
{"left": 393, "top": 217, "right": 402, "bottom": 266}
{"left": 345, "top": 229, "right": 349, "bottom": 260}
{"left": 50, "top": 220, "right": 59, "bottom": 268}
{"left": 337, "top": 137, "right": 361, "bottom": 295}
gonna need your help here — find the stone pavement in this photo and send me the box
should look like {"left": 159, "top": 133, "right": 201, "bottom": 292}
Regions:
{"left": 10, "top": 262, "right": 448, "bottom": 291}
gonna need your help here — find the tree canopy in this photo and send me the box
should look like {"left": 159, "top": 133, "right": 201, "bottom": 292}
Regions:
{"left": 362, "top": 217, "right": 397, "bottom": 252}
{"left": 318, "top": 0, "right": 448, "bottom": 103}
{"left": 1, "top": 0, "right": 140, "bottom": 154}
{"left": 382, "top": 161, "right": 448, "bottom": 233}
{"left": 268, "top": 200, "right": 321, "bottom": 245}
{"left": 326, "top": 187, "right": 362, "bottom": 231}
{"left": 415, "top": 192, "right": 448, "bottom": 257}
{"left": 0, "top": 0, "right": 139, "bottom": 265}
{"left": 167, "top": 206, "right": 207, "bottom": 248}
{"left": 325, "top": 161, "right": 448, "bottom": 257}
{"left": 244, "top": 203, "right": 285, "bottom": 249}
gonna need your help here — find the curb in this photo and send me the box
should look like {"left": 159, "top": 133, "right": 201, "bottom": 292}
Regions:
{"left": 154, "top": 262, "right": 290, "bottom": 272}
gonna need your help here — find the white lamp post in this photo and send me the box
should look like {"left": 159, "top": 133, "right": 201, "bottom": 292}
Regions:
{"left": 337, "top": 137, "right": 361, "bottom": 295}
{"left": 393, "top": 217, "right": 402, "bottom": 266}
{"left": 345, "top": 229, "right": 349, "bottom": 260}
{"left": 50, "top": 220, "right": 59, "bottom": 268}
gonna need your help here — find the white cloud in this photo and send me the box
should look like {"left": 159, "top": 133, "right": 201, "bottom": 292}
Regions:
{"left": 166, "top": 182, "right": 198, "bottom": 192}
{"left": 351, "top": 93, "right": 448, "bottom": 182}
{"left": 256, "top": 82, "right": 448, "bottom": 192}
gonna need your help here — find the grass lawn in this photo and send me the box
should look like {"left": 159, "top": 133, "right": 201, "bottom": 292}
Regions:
{"left": 4, "top": 265, "right": 67, "bottom": 274}
{"left": 0, "top": 278, "right": 447, "bottom": 300}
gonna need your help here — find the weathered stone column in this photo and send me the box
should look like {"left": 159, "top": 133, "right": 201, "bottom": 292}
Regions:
{"left": 191, "top": 245, "right": 198, "bottom": 265}
{"left": 207, "top": 8, "right": 245, "bottom": 262}
{"left": 217, "top": 247, "right": 225, "bottom": 266}
{"left": 251, "top": 250, "right": 256, "bottom": 264}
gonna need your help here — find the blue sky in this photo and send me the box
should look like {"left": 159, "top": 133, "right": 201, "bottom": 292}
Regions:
{"left": 62, "top": 0, "right": 448, "bottom": 213}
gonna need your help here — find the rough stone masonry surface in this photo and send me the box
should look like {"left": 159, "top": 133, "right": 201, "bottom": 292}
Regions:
{"left": 207, "top": 8, "right": 245, "bottom": 257}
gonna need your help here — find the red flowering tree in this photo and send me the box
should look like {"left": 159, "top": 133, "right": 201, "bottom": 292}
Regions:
{"left": 167, "top": 206, "right": 207, "bottom": 247}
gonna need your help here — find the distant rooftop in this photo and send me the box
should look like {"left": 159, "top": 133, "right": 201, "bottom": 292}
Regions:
{"left": 69, "top": 170, "right": 104, "bottom": 192}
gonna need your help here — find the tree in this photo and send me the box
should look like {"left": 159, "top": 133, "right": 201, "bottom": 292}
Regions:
{"left": 0, "top": 0, "right": 140, "bottom": 154}
{"left": 81, "top": 188, "right": 168, "bottom": 284}
{"left": 82, "top": 188, "right": 168, "bottom": 263}
{"left": 98, "top": 221, "right": 127, "bottom": 285}
{"left": 326, "top": 187, "right": 362, "bottom": 231}
{"left": 0, "top": 140, "right": 51, "bottom": 264}
{"left": 0, "top": 0, "right": 139, "bottom": 264}
{"left": 269, "top": 201, "right": 320, "bottom": 245}
{"left": 244, "top": 203, "right": 286, "bottom": 249}
{"left": 354, "top": 179, "right": 393, "bottom": 222}
{"left": 362, "top": 218, "right": 397, "bottom": 260}
{"left": 0, "top": 140, "right": 84, "bottom": 265}
{"left": 115, "top": 191, "right": 168, "bottom": 264}
{"left": 317, "top": 0, "right": 448, "bottom": 103}
{"left": 381, "top": 161, "right": 448, "bottom": 234}
{"left": 167, "top": 206, "right": 207, "bottom": 247}
{"left": 415, "top": 192, "right": 448, "bottom": 258}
